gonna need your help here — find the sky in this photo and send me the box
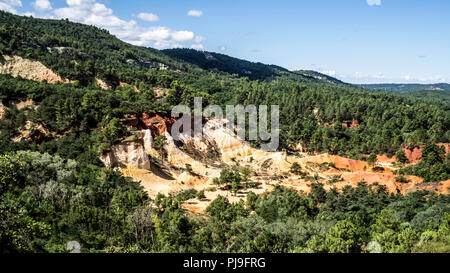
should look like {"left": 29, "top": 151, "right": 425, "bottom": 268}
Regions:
{"left": 1, "top": 0, "right": 449, "bottom": 84}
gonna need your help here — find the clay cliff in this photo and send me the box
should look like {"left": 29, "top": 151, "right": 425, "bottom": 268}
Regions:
{"left": 99, "top": 114, "right": 450, "bottom": 213}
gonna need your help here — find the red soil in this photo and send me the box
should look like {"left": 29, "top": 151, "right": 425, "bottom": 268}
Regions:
{"left": 377, "top": 143, "right": 450, "bottom": 165}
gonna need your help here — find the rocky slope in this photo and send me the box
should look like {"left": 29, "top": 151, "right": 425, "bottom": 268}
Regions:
{"left": 0, "top": 55, "right": 120, "bottom": 90}
{"left": 0, "top": 55, "right": 73, "bottom": 84}
{"left": 99, "top": 114, "right": 450, "bottom": 213}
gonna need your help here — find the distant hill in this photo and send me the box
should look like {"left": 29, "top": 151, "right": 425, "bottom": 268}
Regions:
{"left": 162, "top": 48, "right": 346, "bottom": 84}
{"left": 359, "top": 83, "right": 450, "bottom": 93}
{"left": 162, "top": 48, "right": 290, "bottom": 80}
{"left": 293, "top": 70, "right": 346, "bottom": 85}
{"left": 398, "top": 89, "right": 450, "bottom": 106}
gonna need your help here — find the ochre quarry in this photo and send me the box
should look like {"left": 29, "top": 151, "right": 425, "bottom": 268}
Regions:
{"left": 100, "top": 116, "right": 450, "bottom": 214}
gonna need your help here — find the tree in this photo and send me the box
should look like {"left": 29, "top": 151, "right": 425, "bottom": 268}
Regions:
{"left": 289, "top": 162, "right": 303, "bottom": 175}
{"left": 152, "top": 135, "right": 167, "bottom": 163}
{"left": 395, "top": 149, "right": 409, "bottom": 164}
{"left": 240, "top": 167, "right": 251, "bottom": 182}
{"left": 197, "top": 190, "right": 206, "bottom": 200}
{"left": 246, "top": 192, "right": 258, "bottom": 210}
{"left": 367, "top": 153, "right": 377, "bottom": 167}
{"left": 325, "top": 220, "right": 361, "bottom": 253}
{"left": 231, "top": 179, "right": 240, "bottom": 196}
{"left": 101, "top": 117, "right": 128, "bottom": 146}
{"left": 422, "top": 143, "right": 444, "bottom": 166}
{"left": 217, "top": 169, "right": 242, "bottom": 195}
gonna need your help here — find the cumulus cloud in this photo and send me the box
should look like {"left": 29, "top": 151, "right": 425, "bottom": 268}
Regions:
{"left": 48, "top": 0, "right": 202, "bottom": 49}
{"left": 0, "top": 0, "right": 22, "bottom": 14}
{"left": 366, "top": 0, "right": 381, "bottom": 6}
{"left": 33, "top": 0, "right": 52, "bottom": 11}
{"left": 187, "top": 9, "right": 203, "bottom": 17}
{"left": 219, "top": 46, "right": 226, "bottom": 51}
{"left": 171, "top": 30, "right": 194, "bottom": 42}
{"left": 137, "top": 12, "right": 159, "bottom": 22}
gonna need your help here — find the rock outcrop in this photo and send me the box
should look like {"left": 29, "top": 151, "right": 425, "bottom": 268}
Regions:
{"left": 100, "top": 136, "right": 150, "bottom": 170}
{"left": 0, "top": 55, "right": 72, "bottom": 84}
{"left": 99, "top": 116, "right": 448, "bottom": 210}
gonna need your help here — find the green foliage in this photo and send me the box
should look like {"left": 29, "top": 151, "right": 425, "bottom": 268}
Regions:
{"left": 197, "top": 190, "right": 206, "bottom": 200}
{"left": 325, "top": 220, "right": 361, "bottom": 253}
{"left": 206, "top": 196, "right": 248, "bottom": 223}
{"left": 395, "top": 149, "right": 409, "bottom": 164}
{"left": 152, "top": 135, "right": 167, "bottom": 151}
{"left": 289, "top": 162, "right": 303, "bottom": 175}
{"left": 396, "top": 176, "right": 410, "bottom": 183}
{"left": 400, "top": 143, "right": 450, "bottom": 182}
{"left": 0, "top": 11, "right": 449, "bottom": 254}
{"left": 367, "top": 153, "right": 377, "bottom": 166}
{"left": 99, "top": 117, "right": 128, "bottom": 148}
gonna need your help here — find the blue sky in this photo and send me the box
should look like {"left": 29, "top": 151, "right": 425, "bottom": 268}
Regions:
{"left": 1, "top": 0, "right": 449, "bottom": 84}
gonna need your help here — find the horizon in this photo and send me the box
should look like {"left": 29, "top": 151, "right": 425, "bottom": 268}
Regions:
{"left": 1, "top": 0, "right": 449, "bottom": 84}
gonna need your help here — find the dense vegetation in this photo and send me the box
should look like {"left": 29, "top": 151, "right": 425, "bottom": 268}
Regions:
{"left": 0, "top": 11, "right": 449, "bottom": 253}
{"left": 399, "top": 143, "right": 450, "bottom": 182}
{"left": 2, "top": 157, "right": 449, "bottom": 253}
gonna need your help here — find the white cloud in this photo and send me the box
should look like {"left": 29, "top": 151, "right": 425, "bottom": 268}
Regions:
{"left": 137, "top": 12, "right": 159, "bottom": 22}
{"left": 366, "top": 0, "right": 381, "bottom": 6}
{"left": 194, "top": 35, "right": 206, "bottom": 43}
{"left": 33, "top": 0, "right": 52, "bottom": 11}
{"left": 49, "top": 0, "right": 202, "bottom": 49}
{"left": 171, "top": 30, "right": 194, "bottom": 42}
{"left": 187, "top": 9, "right": 203, "bottom": 17}
{"left": 219, "top": 46, "right": 226, "bottom": 51}
{"left": 0, "top": 0, "right": 22, "bottom": 14}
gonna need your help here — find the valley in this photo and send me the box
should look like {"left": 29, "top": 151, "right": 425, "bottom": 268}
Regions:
{"left": 0, "top": 10, "right": 449, "bottom": 254}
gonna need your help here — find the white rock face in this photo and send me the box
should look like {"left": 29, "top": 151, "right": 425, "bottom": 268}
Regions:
{"left": 202, "top": 119, "right": 253, "bottom": 162}
{"left": 0, "top": 55, "right": 71, "bottom": 84}
{"left": 100, "top": 139, "right": 150, "bottom": 170}
{"left": 164, "top": 131, "right": 197, "bottom": 166}
{"left": 143, "top": 129, "right": 154, "bottom": 154}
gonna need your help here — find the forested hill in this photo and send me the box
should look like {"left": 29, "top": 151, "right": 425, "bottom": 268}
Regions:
{"left": 0, "top": 11, "right": 189, "bottom": 87}
{"left": 162, "top": 48, "right": 290, "bottom": 81}
{"left": 162, "top": 48, "right": 346, "bottom": 84}
{"left": 0, "top": 10, "right": 343, "bottom": 86}
{"left": 293, "top": 70, "right": 346, "bottom": 85}
{"left": 1, "top": 11, "right": 450, "bottom": 254}
{"left": 1, "top": 10, "right": 450, "bottom": 159}
{"left": 360, "top": 83, "right": 450, "bottom": 93}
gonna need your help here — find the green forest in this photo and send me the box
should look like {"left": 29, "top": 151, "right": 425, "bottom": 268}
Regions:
{"left": 0, "top": 11, "right": 449, "bottom": 253}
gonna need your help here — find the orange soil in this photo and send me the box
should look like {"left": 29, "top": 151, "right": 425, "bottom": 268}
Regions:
{"left": 377, "top": 143, "right": 450, "bottom": 164}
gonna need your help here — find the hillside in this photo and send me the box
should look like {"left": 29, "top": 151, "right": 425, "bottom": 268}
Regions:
{"left": 163, "top": 48, "right": 346, "bottom": 84}
{"left": 399, "top": 90, "right": 450, "bottom": 107}
{"left": 360, "top": 83, "right": 450, "bottom": 93}
{"left": 163, "top": 48, "right": 290, "bottom": 80}
{"left": 293, "top": 70, "right": 346, "bottom": 85}
{"left": 0, "top": 11, "right": 449, "bottom": 254}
